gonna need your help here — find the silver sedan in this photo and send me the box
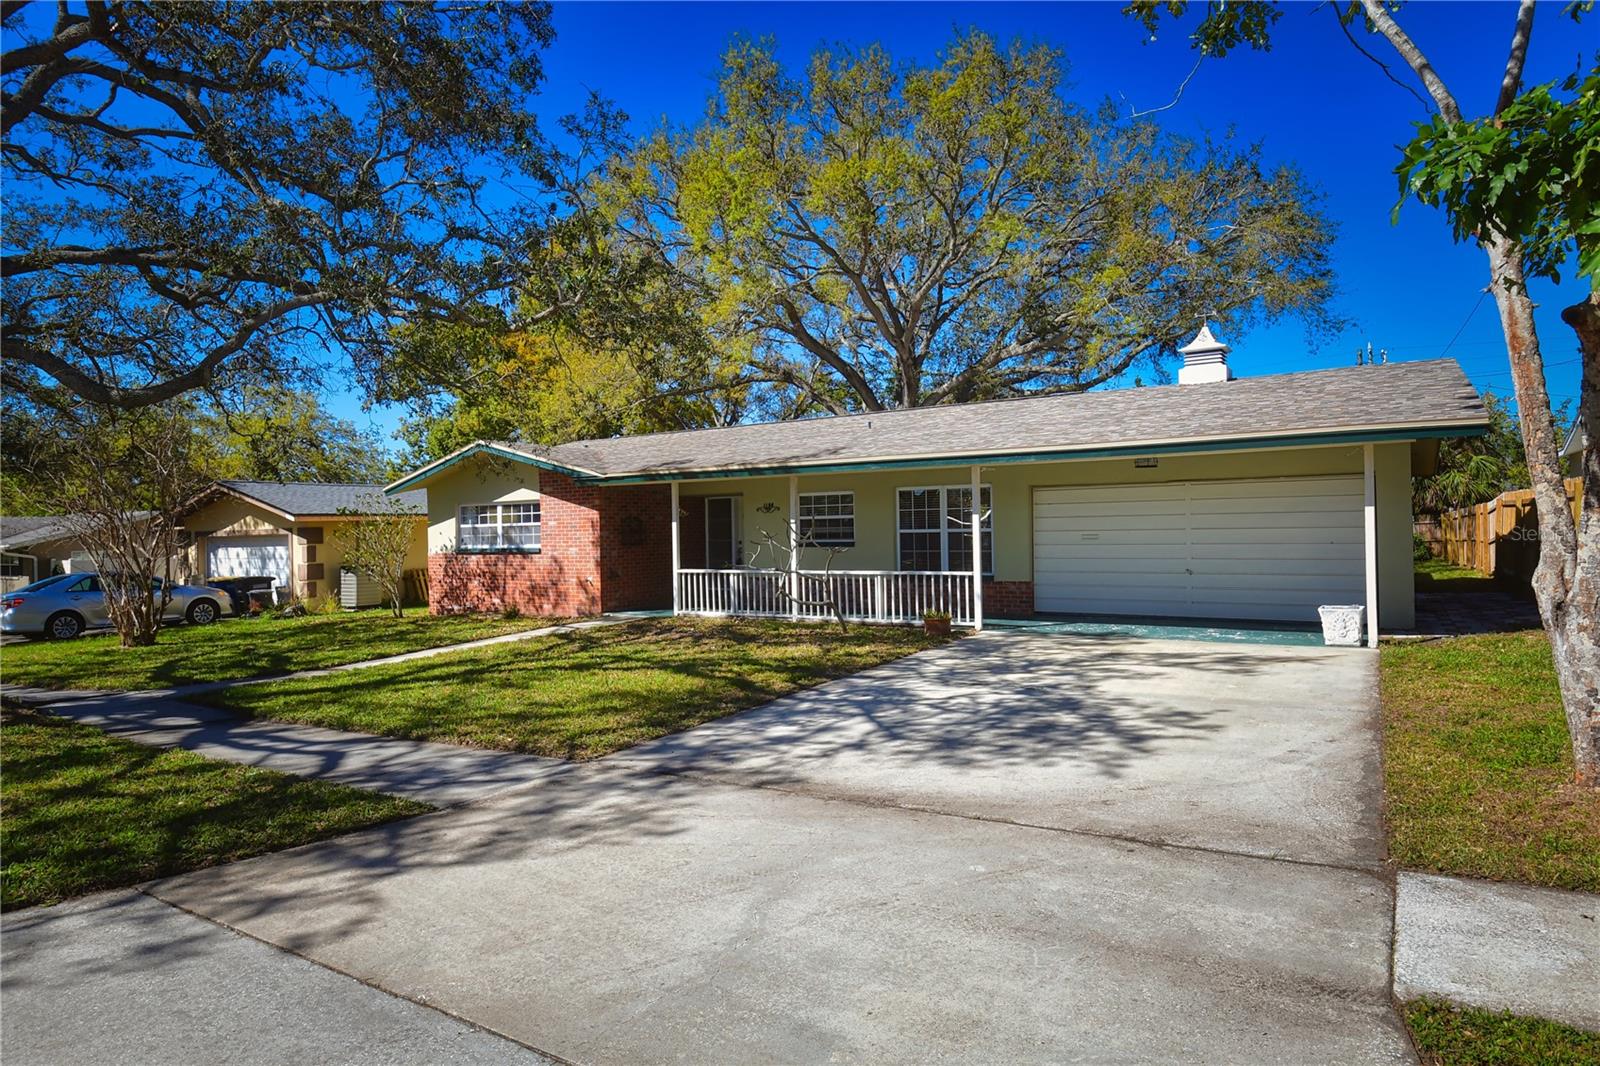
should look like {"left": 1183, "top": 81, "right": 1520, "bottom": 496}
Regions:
{"left": 1, "top": 573, "right": 230, "bottom": 640}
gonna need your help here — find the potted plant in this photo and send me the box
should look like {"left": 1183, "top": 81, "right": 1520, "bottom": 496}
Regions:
{"left": 922, "top": 609, "right": 952, "bottom": 638}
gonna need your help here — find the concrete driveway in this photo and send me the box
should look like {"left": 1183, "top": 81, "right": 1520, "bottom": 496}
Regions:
{"left": 8, "top": 632, "right": 1409, "bottom": 1063}
{"left": 616, "top": 631, "right": 1386, "bottom": 868}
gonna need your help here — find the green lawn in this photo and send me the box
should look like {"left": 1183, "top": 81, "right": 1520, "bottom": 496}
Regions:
{"left": 205, "top": 618, "right": 948, "bottom": 759}
{"left": 1415, "top": 558, "right": 1499, "bottom": 594}
{"left": 0, "top": 707, "right": 428, "bottom": 910}
{"left": 1405, "top": 1000, "right": 1600, "bottom": 1065}
{"left": 0, "top": 608, "right": 561, "bottom": 691}
{"left": 1382, "top": 630, "right": 1599, "bottom": 892}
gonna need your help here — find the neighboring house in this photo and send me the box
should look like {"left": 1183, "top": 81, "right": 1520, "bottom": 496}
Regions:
{"left": 1562, "top": 422, "right": 1586, "bottom": 468}
{"left": 179, "top": 481, "right": 428, "bottom": 602}
{"left": 389, "top": 327, "right": 1490, "bottom": 646}
{"left": 0, "top": 516, "right": 92, "bottom": 591}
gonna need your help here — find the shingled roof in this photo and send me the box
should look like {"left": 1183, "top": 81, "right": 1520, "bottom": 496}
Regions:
{"left": 394, "top": 359, "right": 1487, "bottom": 486}
{"left": 0, "top": 515, "right": 76, "bottom": 549}
{"left": 217, "top": 481, "right": 426, "bottom": 518}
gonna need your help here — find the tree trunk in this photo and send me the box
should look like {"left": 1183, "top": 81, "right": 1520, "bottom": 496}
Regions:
{"left": 1556, "top": 287, "right": 1600, "bottom": 785}
{"left": 1486, "top": 237, "right": 1599, "bottom": 785}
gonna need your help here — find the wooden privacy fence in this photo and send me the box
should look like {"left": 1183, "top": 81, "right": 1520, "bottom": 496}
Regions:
{"left": 1416, "top": 477, "right": 1583, "bottom": 582}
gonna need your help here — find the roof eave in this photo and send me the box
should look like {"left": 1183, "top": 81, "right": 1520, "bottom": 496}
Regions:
{"left": 1562, "top": 424, "right": 1585, "bottom": 458}
{"left": 213, "top": 483, "right": 299, "bottom": 522}
{"left": 385, "top": 441, "right": 599, "bottom": 495}
{"left": 587, "top": 420, "right": 1490, "bottom": 484}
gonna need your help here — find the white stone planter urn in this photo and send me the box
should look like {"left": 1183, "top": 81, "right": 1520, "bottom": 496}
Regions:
{"left": 1318, "top": 604, "right": 1367, "bottom": 647}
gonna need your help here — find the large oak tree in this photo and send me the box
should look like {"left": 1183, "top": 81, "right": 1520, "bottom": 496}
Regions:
{"left": 2, "top": 1, "right": 559, "bottom": 410}
{"left": 594, "top": 30, "right": 1338, "bottom": 414}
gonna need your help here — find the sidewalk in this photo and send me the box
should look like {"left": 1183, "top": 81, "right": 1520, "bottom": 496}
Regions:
{"left": 16, "top": 690, "right": 564, "bottom": 806}
{"left": 1394, "top": 871, "right": 1600, "bottom": 1032}
{"left": 2, "top": 889, "right": 553, "bottom": 1066}
{"left": 0, "top": 618, "right": 631, "bottom": 806}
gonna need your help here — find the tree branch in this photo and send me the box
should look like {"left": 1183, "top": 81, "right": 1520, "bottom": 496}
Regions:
{"left": 1493, "top": 0, "right": 1537, "bottom": 117}
{"left": 1358, "top": 0, "right": 1463, "bottom": 122}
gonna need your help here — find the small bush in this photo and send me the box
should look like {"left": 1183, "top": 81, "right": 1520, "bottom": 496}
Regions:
{"left": 1413, "top": 532, "right": 1435, "bottom": 562}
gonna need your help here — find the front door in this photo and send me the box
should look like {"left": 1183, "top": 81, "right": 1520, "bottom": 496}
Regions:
{"left": 705, "top": 497, "right": 741, "bottom": 569}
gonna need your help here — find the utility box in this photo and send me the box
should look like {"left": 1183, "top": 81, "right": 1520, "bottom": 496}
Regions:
{"left": 339, "top": 567, "right": 384, "bottom": 609}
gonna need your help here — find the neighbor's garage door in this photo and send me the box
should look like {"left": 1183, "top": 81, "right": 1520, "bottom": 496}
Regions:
{"left": 206, "top": 535, "right": 290, "bottom": 585}
{"left": 1032, "top": 476, "right": 1365, "bottom": 622}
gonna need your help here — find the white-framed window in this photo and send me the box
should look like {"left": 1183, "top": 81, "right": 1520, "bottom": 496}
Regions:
{"left": 0, "top": 555, "right": 25, "bottom": 579}
{"left": 457, "top": 500, "right": 540, "bottom": 551}
{"left": 797, "top": 492, "right": 855, "bottom": 547}
{"left": 896, "top": 485, "right": 993, "bottom": 574}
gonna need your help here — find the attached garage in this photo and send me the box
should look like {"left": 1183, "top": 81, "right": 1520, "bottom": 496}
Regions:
{"left": 206, "top": 534, "right": 290, "bottom": 586}
{"left": 1032, "top": 475, "right": 1366, "bottom": 622}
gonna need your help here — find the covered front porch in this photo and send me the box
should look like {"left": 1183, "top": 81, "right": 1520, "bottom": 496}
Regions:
{"left": 670, "top": 464, "right": 993, "bottom": 629}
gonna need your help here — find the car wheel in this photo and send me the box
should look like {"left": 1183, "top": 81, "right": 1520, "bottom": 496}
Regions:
{"left": 186, "top": 598, "right": 220, "bottom": 625}
{"left": 45, "top": 611, "right": 84, "bottom": 640}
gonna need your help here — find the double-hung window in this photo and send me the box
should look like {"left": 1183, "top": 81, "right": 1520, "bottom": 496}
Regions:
{"left": 897, "top": 486, "right": 992, "bottom": 574}
{"left": 796, "top": 492, "right": 855, "bottom": 547}
{"left": 458, "top": 501, "right": 541, "bottom": 551}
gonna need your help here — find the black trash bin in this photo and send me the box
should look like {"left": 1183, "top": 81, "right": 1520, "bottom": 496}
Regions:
{"left": 206, "top": 575, "right": 276, "bottom": 615}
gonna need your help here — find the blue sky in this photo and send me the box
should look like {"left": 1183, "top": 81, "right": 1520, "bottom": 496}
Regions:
{"left": 335, "top": 0, "right": 1592, "bottom": 443}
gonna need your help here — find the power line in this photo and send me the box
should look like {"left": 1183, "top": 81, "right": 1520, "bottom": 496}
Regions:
{"left": 1440, "top": 289, "right": 1490, "bottom": 361}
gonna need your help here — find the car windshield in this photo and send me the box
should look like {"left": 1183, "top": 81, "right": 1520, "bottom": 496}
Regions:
{"left": 14, "top": 574, "right": 71, "bottom": 594}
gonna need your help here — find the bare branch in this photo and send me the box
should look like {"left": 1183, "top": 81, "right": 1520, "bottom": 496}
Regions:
{"left": 1358, "top": 0, "right": 1463, "bottom": 122}
{"left": 1494, "top": 0, "right": 1538, "bottom": 117}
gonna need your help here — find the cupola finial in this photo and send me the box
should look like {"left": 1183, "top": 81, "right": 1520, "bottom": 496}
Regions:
{"left": 1178, "top": 321, "right": 1234, "bottom": 384}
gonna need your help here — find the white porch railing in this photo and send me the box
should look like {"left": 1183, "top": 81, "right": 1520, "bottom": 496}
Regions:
{"left": 676, "top": 568, "right": 976, "bottom": 626}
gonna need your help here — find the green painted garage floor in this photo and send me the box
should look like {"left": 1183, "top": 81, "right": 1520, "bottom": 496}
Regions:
{"left": 622, "top": 608, "right": 1331, "bottom": 647}
{"left": 986, "top": 614, "right": 1330, "bottom": 646}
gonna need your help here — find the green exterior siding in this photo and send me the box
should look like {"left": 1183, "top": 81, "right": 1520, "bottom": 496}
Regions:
{"left": 417, "top": 441, "right": 1419, "bottom": 629}
{"left": 678, "top": 442, "right": 1416, "bottom": 628}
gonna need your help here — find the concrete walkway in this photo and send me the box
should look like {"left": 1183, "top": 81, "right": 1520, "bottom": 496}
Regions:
{"left": 0, "top": 615, "right": 634, "bottom": 805}
{"left": 1395, "top": 872, "right": 1600, "bottom": 1032}
{"left": 18, "top": 691, "right": 564, "bottom": 806}
{"left": 3, "top": 615, "right": 627, "bottom": 707}
{"left": 175, "top": 614, "right": 630, "bottom": 698}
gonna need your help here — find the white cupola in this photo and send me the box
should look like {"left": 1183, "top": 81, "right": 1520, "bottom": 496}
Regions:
{"left": 1177, "top": 323, "right": 1234, "bottom": 385}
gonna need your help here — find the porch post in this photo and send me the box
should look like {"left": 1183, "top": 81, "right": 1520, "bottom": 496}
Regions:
{"left": 1363, "top": 443, "right": 1378, "bottom": 648}
{"left": 670, "top": 480, "right": 681, "bottom": 616}
{"left": 970, "top": 464, "right": 984, "bottom": 632}
{"left": 788, "top": 475, "right": 800, "bottom": 621}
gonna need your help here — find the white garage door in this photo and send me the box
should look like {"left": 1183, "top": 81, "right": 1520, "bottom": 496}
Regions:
{"left": 1033, "top": 476, "right": 1365, "bottom": 622}
{"left": 207, "top": 535, "right": 290, "bottom": 585}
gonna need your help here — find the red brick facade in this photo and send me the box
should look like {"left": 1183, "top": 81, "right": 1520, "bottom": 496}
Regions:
{"left": 430, "top": 474, "right": 1036, "bottom": 622}
{"left": 676, "top": 496, "right": 707, "bottom": 569}
{"left": 983, "top": 579, "right": 1034, "bottom": 619}
{"left": 429, "top": 473, "right": 672, "bottom": 617}
{"left": 597, "top": 484, "right": 673, "bottom": 611}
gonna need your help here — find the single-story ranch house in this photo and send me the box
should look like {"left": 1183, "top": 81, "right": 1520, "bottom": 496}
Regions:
{"left": 389, "top": 329, "right": 1489, "bottom": 646}
{"left": 179, "top": 480, "right": 428, "bottom": 602}
{"left": 0, "top": 516, "right": 93, "bottom": 590}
